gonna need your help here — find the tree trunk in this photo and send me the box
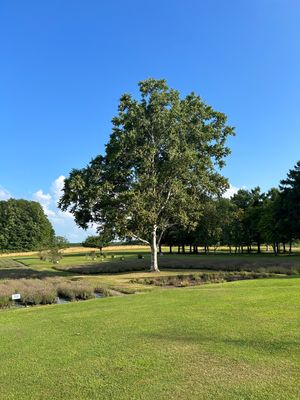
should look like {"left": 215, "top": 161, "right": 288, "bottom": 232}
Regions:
{"left": 169, "top": 245, "right": 172, "bottom": 254}
{"left": 289, "top": 240, "right": 292, "bottom": 255}
{"left": 150, "top": 227, "right": 159, "bottom": 272}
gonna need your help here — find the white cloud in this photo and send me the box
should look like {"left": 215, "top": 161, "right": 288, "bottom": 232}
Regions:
{"left": 33, "top": 189, "right": 52, "bottom": 205}
{"left": 0, "top": 186, "right": 12, "bottom": 200}
{"left": 33, "top": 176, "right": 97, "bottom": 242}
{"left": 33, "top": 189, "right": 54, "bottom": 217}
{"left": 223, "top": 184, "right": 240, "bottom": 199}
{"left": 51, "top": 175, "right": 65, "bottom": 203}
{"left": 44, "top": 205, "right": 57, "bottom": 218}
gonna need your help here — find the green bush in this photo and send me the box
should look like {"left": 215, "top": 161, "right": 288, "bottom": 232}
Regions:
{"left": 89, "top": 251, "right": 97, "bottom": 260}
{"left": 38, "top": 250, "right": 48, "bottom": 261}
{"left": 48, "top": 248, "right": 63, "bottom": 264}
{"left": 57, "top": 282, "right": 94, "bottom": 301}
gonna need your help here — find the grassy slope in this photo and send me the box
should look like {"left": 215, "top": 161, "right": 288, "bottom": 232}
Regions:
{"left": 0, "top": 277, "right": 299, "bottom": 400}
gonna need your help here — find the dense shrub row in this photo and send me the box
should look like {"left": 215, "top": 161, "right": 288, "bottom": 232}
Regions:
{"left": 181, "top": 263, "right": 300, "bottom": 275}
{"left": 57, "top": 282, "right": 95, "bottom": 301}
{"left": 0, "top": 278, "right": 112, "bottom": 309}
{"left": 55, "top": 256, "right": 300, "bottom": 276}
{"left": 131, "top": 271, "right": 275, "bottom": 287}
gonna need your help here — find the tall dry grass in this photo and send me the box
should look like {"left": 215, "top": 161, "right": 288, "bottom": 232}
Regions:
{"left": 0, "top": 245, "right": 149, "bottom": 258}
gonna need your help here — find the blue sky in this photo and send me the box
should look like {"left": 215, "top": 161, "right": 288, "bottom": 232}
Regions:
{"left": 0, "top": 0, "right": 299, "bottom": 241}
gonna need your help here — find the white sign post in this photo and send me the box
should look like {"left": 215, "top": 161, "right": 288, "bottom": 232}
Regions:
{"left": 11, "top": 293, "right": 21, "bottom": 301}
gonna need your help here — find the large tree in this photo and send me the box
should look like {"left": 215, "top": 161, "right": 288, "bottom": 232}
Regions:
{"left": 83, "top": 233, "right": 112, "bottom": 253}
{"left": 279, "top": 160, "right": 300, "bottom": 246}
{"left": 59, "top": 79, "right": 234, "bottom": 271}
{"left": 0, "top": 199, "right": 55, "bottom": 252}
{"left": 258, "top": 188, "right": 284, "bottom": 254}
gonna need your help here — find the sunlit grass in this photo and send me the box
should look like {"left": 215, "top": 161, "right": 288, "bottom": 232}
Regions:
{"left": 0, "top": 277, "right": 299, "bottom": 399}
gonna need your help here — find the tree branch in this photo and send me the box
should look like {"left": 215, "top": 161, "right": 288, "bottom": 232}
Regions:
{"left": 157, "top": 230, "right": 165, "bottom": 246}
{"left": 129, "top": 232, "right": 150, "bottom": 246}
{"left": 157, "top": 189, "right": 172, "bottom": 217}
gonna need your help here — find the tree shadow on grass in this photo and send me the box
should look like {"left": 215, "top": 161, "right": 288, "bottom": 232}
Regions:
{"left": 141, "top": 331, "right": 297, "bottom": 354}
{"left": 52, "top": 254, "right": 300, "bottom": 276}
{"left": 0, "top": 267, "right": 72, "bottom": 280}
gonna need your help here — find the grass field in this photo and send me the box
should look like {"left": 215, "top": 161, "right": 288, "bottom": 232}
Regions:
{"left": 0, "top": 259, "right": 24, "bottom": 268}
{"left": 0, "top": 277, "right": 299, "bottom": 399}
{"left": 0, "top": 247, "right": 299, "bottom": 398}
{"left": 0, "top": 245, "right": 150, "bottom": 258}
{"left": 7, "top": 249, "right": 300, "bottom": 280}
{"left": 54, "top": 252, "right": 300, "bottom": 275}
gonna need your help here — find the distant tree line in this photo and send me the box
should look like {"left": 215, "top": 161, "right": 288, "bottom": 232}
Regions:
{"left": 161, "top": 161, "right": 300, "bottom": 255}
{"left": 82, "top": 235, "right": 144, "bottom": 250}
{"left": 0, "top": 199, "right": 55, "bottom": 252}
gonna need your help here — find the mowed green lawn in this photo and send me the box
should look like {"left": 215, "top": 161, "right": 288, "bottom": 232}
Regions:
{"left": 0, "top": 277, "right": 299, "bottom": 399}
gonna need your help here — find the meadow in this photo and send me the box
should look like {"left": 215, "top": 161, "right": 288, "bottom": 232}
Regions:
{"left": 0, "top": 247, "right": 299, "bottom": 399}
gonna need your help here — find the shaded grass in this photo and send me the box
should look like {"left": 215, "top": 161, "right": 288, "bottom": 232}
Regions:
{"left": 0, "top": 277, "right": 299, "bottom": 399}
{"left": 0, "top": 259, "right": 25, "bottom": 268}
{"left": 54, "top": 253, "right": 300, "bottom": 275}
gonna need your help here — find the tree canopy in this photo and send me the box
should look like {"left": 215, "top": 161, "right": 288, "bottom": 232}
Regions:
{"left": 59, "top": 78, "right": 234, "bottom": 271}
{"left": 82, "top": 234, "right": 112, "bottom": 252}
{"left": 0, "top": 199, "right": 55, "bottom": 252}
{"left": 52, "top": 236, "right": 69, "bottom": 250}
{"left": 161, "top": 161, "right": 300, "bottom": 255}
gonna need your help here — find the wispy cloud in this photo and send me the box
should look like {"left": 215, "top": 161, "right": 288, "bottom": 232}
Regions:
{"left": 51, "top": 175, "right": 65, "bottom": 202}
